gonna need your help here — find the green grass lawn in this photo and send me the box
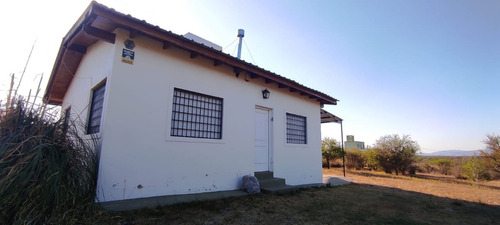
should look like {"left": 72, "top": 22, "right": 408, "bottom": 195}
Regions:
{"left": 97, "top": 183, "right": 500, "bottom": 225}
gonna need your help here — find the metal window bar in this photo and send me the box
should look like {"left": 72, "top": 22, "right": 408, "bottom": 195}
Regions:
{"left": 171, "top": 88, "right": 223, "bottom": 139}
{"left": 87, "top": 83, "right": 106, "bottom": 134}
{"left": 286, "top": 113, "right": 307, "bottom": 144}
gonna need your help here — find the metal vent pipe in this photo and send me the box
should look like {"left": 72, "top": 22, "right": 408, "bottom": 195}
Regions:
{"left": 237, "top": 29, "right": 245, "bottom": 59}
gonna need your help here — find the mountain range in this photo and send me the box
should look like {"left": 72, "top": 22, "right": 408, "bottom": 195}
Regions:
{"left": 420, "top": 150, "right": 483, "bottom": 157}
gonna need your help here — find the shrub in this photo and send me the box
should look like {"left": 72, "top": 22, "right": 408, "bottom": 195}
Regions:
{"left": 375, "top": 147, "right": 393, "bottom": 174}
{"left": 408, "top": 164, "right": 418, "bottom": 175}
{"left": 322, "top": 137, "right": 343, "bottom": 169}
{"left": 421, "top": 161, "right": 435, "bottom": 173}
{"left": 460, "top": 155, "right": 490, "bottom": 182}
{"left": 363, "top": 148, "right": 379, "bottom": 171}
{"left": 0, "top": 100, "right": 100, "bottom": 224}
{"left": 373, "top": 134, "right": 420, "bottom": 175}
{"left": 346, "top": 148, "right": 365, "bottom": 170}
{"left": 434, "top": 158, "right": 453, "bottom": 175}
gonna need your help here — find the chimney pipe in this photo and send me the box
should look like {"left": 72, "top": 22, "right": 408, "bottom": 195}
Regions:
{"left": 237, "top": 29, "right": 244, "bottom": 59}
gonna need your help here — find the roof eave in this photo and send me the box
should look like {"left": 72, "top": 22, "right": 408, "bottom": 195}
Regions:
{"left": 43, "top": 1, "right": 339, "bottom": 106}
{"left": 43, "top": 3, "right": 96, "bottom": 105}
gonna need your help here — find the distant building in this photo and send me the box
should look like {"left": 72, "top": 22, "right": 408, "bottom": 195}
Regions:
{"left": 345, "top": 135, "right": 365, "bottom": 150}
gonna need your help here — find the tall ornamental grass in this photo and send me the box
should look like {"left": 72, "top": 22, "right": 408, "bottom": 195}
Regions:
{"left": 0, "top": 99, "right": 100, "bottom": 224}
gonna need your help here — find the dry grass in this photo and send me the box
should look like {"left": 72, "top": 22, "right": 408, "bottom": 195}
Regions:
{"left": 324, "top": 168, "right": 500, "bottom": 206}
{"left": 0, "top": 100, "right": 100, "bottom": 225}
{"left": 96, "top": 169, "right": 500, "bottom": 225}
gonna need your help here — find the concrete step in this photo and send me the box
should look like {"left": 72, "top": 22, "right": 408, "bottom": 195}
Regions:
{"left": 260, "top": 185, "right": 298, "bottom": 194}
{"left": 254, "top": 172, "right": 297, "bottom": 194}
{"left": 258, "top": 177, "right": 286, "bottom": 189}
{"left": 254, "top": 171, "right": 274, "bottom": 180}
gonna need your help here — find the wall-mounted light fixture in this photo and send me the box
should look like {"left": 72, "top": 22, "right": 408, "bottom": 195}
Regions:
{"left": 262, "top": 89, "right": 270, "bottom": 99}
{"left": 124, "top": 39, "right": 135, "bottom": 50}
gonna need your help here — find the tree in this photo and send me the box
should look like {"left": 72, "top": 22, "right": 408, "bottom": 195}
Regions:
{"left": 481, "top": 134, "right": 500, "bottom": 174}
{"left": 373, "top": 134, "right": 420, "bottom": 175}
{"left": 322, "top": 137, "right": 343, "bottom": 169}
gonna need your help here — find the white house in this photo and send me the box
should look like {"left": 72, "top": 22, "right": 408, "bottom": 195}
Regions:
{"left": 43, "top": 2, "right": 339, "bottom": 210}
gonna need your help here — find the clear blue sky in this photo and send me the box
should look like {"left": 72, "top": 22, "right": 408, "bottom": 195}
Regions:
{"left": 1, "top": 0, "right": 499, "bottom": 152}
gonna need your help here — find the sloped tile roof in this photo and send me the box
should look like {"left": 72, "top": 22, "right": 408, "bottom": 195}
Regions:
{"left": 43, "top": 1, "right": 338, "bottom": 106}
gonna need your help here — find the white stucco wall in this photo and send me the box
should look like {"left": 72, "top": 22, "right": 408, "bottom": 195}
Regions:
{"left": 62, "top": 40, "right": 114, "bottom": 135}
{"left": 63, "top": 28, "right": 324, "bottom": 202}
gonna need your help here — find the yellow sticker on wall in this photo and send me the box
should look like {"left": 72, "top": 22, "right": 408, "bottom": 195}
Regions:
{"left": 121, "top": 49, "right": 135, "bottom": 64}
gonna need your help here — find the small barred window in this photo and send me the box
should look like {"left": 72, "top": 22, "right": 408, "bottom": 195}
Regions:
{"left": 87, "top": 82, "right": 106, "bottom": 134}
{"left": 170, "top": 88, "right": 223, "bottom": 139}
{"left": 286, "top": 113, "right": 307, "bottom": 144}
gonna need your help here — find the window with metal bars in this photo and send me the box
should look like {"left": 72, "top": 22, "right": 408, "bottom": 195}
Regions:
{"left": 87, "top": 82, "right": 106, "bottom": 134}
{"left": 286, "top": 113, "right": 307, "bottom": 144}
{"left": 170, "top": 88, "right": 223, "bottom": 139}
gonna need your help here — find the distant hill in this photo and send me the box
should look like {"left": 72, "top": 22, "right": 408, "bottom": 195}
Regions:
{"left": 420, "top": 150, "right": 483, "bottom": 157}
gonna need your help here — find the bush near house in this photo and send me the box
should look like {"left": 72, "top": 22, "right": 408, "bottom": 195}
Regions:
{"left": 0, "top": 99, "right": 99, "bottom": 225}
{"left": 372, "top": 134, "right": 420, "bottom": 175}
{"left": 321, "top": 137, "right": 343, "bottom": 169}
{"left": 345, "top": 148, "right": 365, "bottom": 170}
{"left": 342, "top": 135, "right": 422, "bottom": 176}
{"left": 363, "top": 148, "right": 379, "bottom": 171}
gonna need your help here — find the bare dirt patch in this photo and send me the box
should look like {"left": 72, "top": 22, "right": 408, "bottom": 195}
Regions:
{"left": 324, "top": 168, "right": 500, "bottom": 206}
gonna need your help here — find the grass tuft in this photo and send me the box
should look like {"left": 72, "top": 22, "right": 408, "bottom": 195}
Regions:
{"left": 0, "top": 99, "right": 100, "bottom": 225}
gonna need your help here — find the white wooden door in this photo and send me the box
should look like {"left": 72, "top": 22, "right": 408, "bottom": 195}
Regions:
{"left": 254, "top": 108, "right": 270, "bottom": 172}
